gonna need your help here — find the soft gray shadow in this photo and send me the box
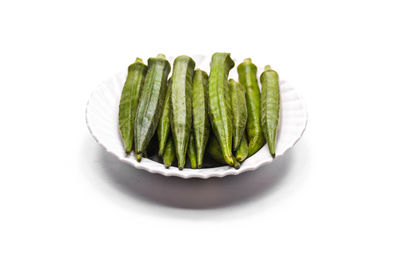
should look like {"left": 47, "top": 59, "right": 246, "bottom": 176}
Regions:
{"left": 96, "top": 146, "right": 293, "bottom": 209}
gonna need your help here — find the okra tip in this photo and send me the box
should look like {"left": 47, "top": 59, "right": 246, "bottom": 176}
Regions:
{"left": 243, "top": 58, "right": 252, "bottom": 64}
{"left": 195, "top": 67, "right": 206, "bottom": 72}
{"left": 135, "top": 57, "right": 144, "bottom": 64}
{"left": 156, "top": 53, "right": 166, "bottom": 59}
{"left": 264, "top": 65, "right": 272, "bottom": 71}
{"left": 136, "top": 153, "right": 142, "bottom": 162}
{"left": 225, "top": 156, "right": 235, "bottom": 167}
{"left": 233, "top": 160, "right": 240, "bottom": 169}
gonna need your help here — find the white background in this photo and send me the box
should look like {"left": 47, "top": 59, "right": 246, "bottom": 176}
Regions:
{"left": 1, "top": 0, "right": 399, "bottom": 266}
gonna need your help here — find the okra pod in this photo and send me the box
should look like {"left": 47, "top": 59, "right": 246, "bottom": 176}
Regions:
{"left": 157, "top": 78, "right": 172, "bottom": 156}
{"left": 237, "top": 58, "right": 265, "bottom": 156}
{"left": 162, "top": 137, "right": 175, "bottom": 168}
{"left": 207, "top": 135, "right": 240, "bottom": 169}
{"left": 260, "top": 65, "right": 280, "bottom": 157}
{"left": 229, "top": 79, "right": 247, "bottom": 151}
{"left": 208, "top": 53, "right": 235, "bottom": 166}
{"left": 187, "top": 132, "right": 197, "bottom": 168}
{"left": 234, "top": 135, "right": 248, "bottom": 163}
{"left": 118, "top": 58, "right": 147, "bottom": 153}
{"left": 170, "top": 55, "right": 196, "bottom": 170}
{"left": 134, "top": 54, "right": 171, "bottom": 161}
{"left": 192, "top": 69, "right": 209, "bottom": 168}
{"left": 207, "top": 135, "right": 227, "bottom": 164}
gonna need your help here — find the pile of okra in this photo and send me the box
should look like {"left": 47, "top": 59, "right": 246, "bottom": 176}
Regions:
{"left": 119, "top": 53, "right": 280, "bottom": 170}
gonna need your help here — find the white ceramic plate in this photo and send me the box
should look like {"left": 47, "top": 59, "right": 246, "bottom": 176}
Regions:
{"left": 86, "top": 55, "right": 307, "bottom": 179}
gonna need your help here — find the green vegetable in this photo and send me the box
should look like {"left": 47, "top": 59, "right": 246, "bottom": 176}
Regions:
{"left": 170, "top": 55, "right": 196, "bottom": 170}
{"left": 260, "top": 65, "right": 280, "bottom": 157}
{"left": 134, "top": 54, "right": 171, "bottom": 161}
{"left": 192, "top": 69, "right": 209, "bottom": 168}
{"left": 118, "top": 58, "right": 147, "bottom": 154}
{"left": 229, "top": 79, "right": 247, "bottom": 151}
{"left": 157, "top": 78, "right": 172, "bottom": 156}
{"left": 162, "top": 137, "right": 175, "bottom": 168}
{"left": 237, "top": 58, "right": 265, "bottom": 156}
{"left": 187, "top": 132, "right": 197, "bottom": 168}
{"left": 234, "top": 135, "right": 248, "bottom": 162}
{"left": 208, "top": 52, "right": 237, "bottom": 166}
{"left": 207, "top": 135, "right": 240, "bottom": 169}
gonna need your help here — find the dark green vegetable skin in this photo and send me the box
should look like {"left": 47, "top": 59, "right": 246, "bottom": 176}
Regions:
{"left": 208, "top": 53, "right": 238, "bottom": 167}
{"left": 144, "top": 134, "right": 158, "bottom": 158}
{"left": 260, "top": 65, "right": 280, "bottom": 157}
{"left": 118, "top": 58, "right": 147, "bottom": 154}
{"left": 157, "top": 78, "right": 172, "bottom": 156}
{"left": 170, "top": 56, "right": 196, "bottom": 170}
{"left": 229, "top": 79, "right": 247, "bottom": 151}
{"left": 237, "top": 58, "right": 265, "bottom": 156}
{"left": 206, "top": 135, "right": 225, "bottom": 164}
{"left": 192, "top": 69, "right": 209, "bottom": 168}
{"left": 134, "top": 54, "right": 171, "bottom": 161}
{"left": 162, "top": 137, "right": 175, "bottom": 168}
{"left": 187, "top": 132, "right": 197, "bottom": 168}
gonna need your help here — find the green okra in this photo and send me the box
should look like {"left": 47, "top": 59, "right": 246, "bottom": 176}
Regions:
{"left": 260, "top": 65, "right": 280, "bottom": 157}
{"left": 229, "top": 79, "right": 248, "bottom": 151}
{"left": 170, "top": 55, "right": 196, "bottom": 170}
{"left": 157, "top": 78, "right": 172, "bottom": 156}
{"left": 118, "top": 58, "right": 147, "bottom": 154}
{"left": 237, "top": 58, "right": 265, "bottom": 156}
{"left": 187, "top": 132, "right": 197, "bottom": 168}
{"left": 208, "top": 52, "right": 236, "bottom": 166}
{"left": 162, "top": 137, "right": 175, "bottom": 168}
{"left": 192, "top": 69, "right": 209, "bottom": 168}
{"left": 134, "top": 54, "right": 171, "bottom": 162}
{"left": 207, "top": 135, "right": 240, "bottom": 169}
{"left": 234, "top": 135, "right": 248, "bottom": 163}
